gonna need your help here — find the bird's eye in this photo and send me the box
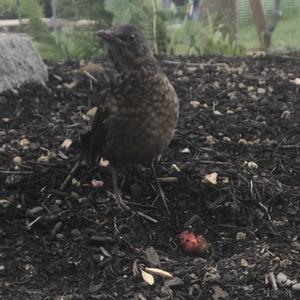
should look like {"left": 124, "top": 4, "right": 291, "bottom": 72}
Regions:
{"left": 127, "top": 34, "right": 136, "bottom": 43}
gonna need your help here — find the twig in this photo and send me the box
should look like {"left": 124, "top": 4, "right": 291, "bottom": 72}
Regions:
{"left": 266, "top": 272, "right": 278, "bottom": 291}
{"left": 0, "top": 170, "right": 32, "bottom": 174}
{"left": 158, "top": 177, "right": 178, "bottom": 182}
{"left": 163, "top": 59, "right": 230, "bottom": 70}
{"left": 60, "top": 159, "right": 81, "bottom": 191}
{"left": 136, "top": 211, "right": 158, "bottom": 223}
{"left": 82, "top": 70, "right": 98, "bottom": 82}
{"left": 27, "top": 216, "right": 42, "bottom": 229}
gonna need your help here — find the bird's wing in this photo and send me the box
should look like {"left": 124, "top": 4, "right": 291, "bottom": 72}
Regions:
{"left": 80, "top": 71, "right": 142, "bottom": 163}
{"left": 81, "top": 87, "right": 112, "bottom": 164}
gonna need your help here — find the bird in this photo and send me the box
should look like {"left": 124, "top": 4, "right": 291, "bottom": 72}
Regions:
{"left": 81, "top": 24, "right": 179, "bottom": 212}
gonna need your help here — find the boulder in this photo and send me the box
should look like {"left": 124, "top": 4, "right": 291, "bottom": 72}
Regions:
{"left": 0, "top": 33, "right": 48, "bottom": 92}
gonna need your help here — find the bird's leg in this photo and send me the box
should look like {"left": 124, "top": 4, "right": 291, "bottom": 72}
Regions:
{"left": 151, "top": 160, "right": 170, "bottom": 215}
{"left": 111, "top": 166, "right": 129, "bottom": 210}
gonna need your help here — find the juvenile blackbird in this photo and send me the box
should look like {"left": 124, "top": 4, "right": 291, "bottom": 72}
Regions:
{"left": 82, "top": 24, "right": 179, "bottom": 210}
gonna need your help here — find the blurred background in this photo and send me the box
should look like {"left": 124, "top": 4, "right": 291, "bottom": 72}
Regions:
{"left": 0, "top": 0, "right": 299, "bottom": 61}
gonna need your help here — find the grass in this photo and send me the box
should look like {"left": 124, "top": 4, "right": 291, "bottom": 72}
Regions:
{"left": 240, "top": 11, "right": 300, "bottom": 51}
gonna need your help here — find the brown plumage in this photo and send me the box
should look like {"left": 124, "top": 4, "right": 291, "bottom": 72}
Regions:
{"left": 82, "top": 24, "right": 179, "bottom": 210}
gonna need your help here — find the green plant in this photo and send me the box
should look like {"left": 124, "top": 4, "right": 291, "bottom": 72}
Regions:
{"left": 22, "top": 0, "right": 112, "bottom": 60}
{"left": 0, "top": 0, "right": 21, "bottom": 19}
{"left": 168, "top": 13, "right": 245, "bottom": 56}
{"left": 105, "top": 0, "right": 169, "bottom": 54}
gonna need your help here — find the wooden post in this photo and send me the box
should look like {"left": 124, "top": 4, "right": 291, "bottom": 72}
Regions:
{"left": 263, "top": 0, "right": 281, "bottom": 49}
{"left": 249, "top": 0, "right": 266, "bottom": 49}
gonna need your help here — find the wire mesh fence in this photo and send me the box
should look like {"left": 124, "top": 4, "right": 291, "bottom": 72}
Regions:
{"left": 0, "top": 0, "right": 299, "bottom": 60}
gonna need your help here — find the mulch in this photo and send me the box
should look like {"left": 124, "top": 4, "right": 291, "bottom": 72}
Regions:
{"left": 0, "top": 54, "right": 299, "bottom": 300}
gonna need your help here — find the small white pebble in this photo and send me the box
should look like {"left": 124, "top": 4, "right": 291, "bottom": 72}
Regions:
{"left": 174, "top": 70, "right": 183, "bottom": 77}
{"left": 276, "top": 272, "right": 288, "bottom": 285}
{"left": 257, "top": 88, "right": 266, "bottom": 94}
{"left": 236, "top": 232, "right": 247, "bottom": 241}
{"left": 99, "top": 158, "right": 110, "bottom": 168}
{"left": 13, "top": 156, "right": 22, "bottom": 165}
{"left": 186, "top": 67, "right": 197, "bottom": 73}
{"left": 206, "top": 135, "right": 216, "bottom": 145}
{"left": 190, "top": 101, "right": 200, "bottom": 108}
{"left": 223, "top": 137, "right": 231, "bottom": 142}
{"left": 292, "top": 283, "right": 300, "bottom": 291}
{"left": 226, "top": 110, "right": 234, "bottom": 115}
{"left": 247, "top": 161, "right": 258, "bottom": 169}
{"left": 20, "top": 138, "right": 30, "bottom": 147}
{"left": 213, "top": 110, "right": 223, "bottom": 116}
{"left": 91, "top": 179, "right": 104, "bottom": 188}
{"left": 238, "top": 139, "right": 248, "bottom": 145}
{"left": 180, "top": 147, "right": 190, "bottom": 153}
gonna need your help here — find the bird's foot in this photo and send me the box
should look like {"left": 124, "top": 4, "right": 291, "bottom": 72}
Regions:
{"left": 151, "top": 162, "right": 170, "bottom": 215}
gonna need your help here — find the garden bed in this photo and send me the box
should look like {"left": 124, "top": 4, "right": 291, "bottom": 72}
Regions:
{"left": 0, "top": 54, "right": 299, "bottom": 299}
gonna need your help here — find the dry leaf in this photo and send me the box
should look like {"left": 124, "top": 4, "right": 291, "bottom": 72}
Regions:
{"left": 141, "top": 269, "right": 155, "bottom": 285}
{"left": 61, "top": 138, "right": 72, "bottom": 149}
{"left": 145, "top": 267, "right": 173, "bottom": 279}
{"left": 203, "top": 172, "right": 218, "bottom": 185}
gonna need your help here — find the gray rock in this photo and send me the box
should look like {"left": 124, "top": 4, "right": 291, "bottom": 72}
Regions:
{"left": 0, "top": 33, "right": 48, "bottom": 92}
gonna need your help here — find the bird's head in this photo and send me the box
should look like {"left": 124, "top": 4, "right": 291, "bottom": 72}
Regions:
{"left": 97, "top": 24, "right": 156, "bottom": 72}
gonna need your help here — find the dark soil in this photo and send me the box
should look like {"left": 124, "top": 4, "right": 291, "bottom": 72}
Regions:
{"left": 0, "top": 55, "right": 299, "bottom": 300}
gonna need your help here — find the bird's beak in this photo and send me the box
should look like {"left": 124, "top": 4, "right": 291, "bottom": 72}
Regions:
{"left": 96, "top": 29, "right": 125, "bottom": 46}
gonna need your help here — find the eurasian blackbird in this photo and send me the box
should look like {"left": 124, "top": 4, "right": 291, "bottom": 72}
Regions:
{"left": 82, "top": 24, "right": 179, "bottom": 210}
